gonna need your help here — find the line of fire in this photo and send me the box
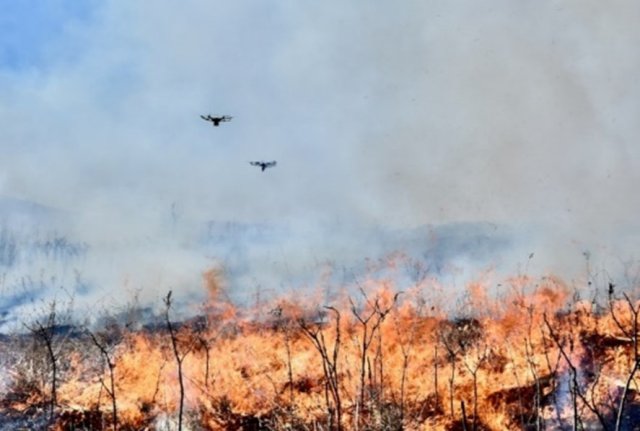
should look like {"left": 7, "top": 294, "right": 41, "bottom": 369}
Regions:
{"left": 2, "top": 259, "right": 640, "bottom": 430}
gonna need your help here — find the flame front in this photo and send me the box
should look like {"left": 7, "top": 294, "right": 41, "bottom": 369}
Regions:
{"left": 3, "top": 271, "right": 640, "bottom": 430}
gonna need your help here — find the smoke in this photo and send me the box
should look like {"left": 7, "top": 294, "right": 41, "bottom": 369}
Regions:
{"left": 1, "top": 1, "right": 634, "bottom": 225}
{"left": 0, "top": 1, "right": 638, "bottom": 326}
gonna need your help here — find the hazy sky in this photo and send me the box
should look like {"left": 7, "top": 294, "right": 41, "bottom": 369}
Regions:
{"left": 0, "top": 1, "right": 639, "bottom": 303}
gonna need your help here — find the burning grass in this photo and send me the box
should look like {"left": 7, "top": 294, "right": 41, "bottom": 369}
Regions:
{"left": 2, "top": 272, "right": 640, "bottom": 430}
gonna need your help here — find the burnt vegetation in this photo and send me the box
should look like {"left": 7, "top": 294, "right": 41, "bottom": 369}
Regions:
{"left": 3, "top": 273, "right": 640, "bottom": 430}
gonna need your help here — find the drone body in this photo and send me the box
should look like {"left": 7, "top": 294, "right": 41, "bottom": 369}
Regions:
{"left": 250, "top": 161, "right": 277, "bottom": 172}
{"left": 199, "top": 114, "right": 276, "bottom": 172}
{"left": 200, "top": 114, "right": 232, "bottom": 126}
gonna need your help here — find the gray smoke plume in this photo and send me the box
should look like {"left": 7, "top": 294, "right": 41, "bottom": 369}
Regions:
{"left": 0, "top": 1, "right": 638, "bottom": 327}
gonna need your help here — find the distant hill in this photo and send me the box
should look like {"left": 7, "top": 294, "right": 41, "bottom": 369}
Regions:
{"left": 0, "top": 196, "right": 63, "bottom": 229}
{"left": 199, "top": 220, "right": 513, "bottom": 295}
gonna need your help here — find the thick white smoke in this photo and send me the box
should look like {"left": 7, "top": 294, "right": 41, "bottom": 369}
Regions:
{"left": 0, "top": 1, "right": 638, "bottom": 327}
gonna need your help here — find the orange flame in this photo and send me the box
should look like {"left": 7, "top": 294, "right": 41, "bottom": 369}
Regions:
{"left": 4, "top": 268, "right": 640, "bottom": 430}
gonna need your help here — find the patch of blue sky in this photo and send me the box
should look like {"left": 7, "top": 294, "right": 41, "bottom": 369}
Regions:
{"left": 0, "top": 0, "right": 98, "bottom": 71}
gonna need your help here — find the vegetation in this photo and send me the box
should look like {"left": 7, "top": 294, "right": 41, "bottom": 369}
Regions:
{"left": 2, "top": 271, "right": 640, "bottom": 430}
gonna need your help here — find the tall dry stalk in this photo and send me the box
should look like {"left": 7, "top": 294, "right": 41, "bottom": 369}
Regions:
{"left": 299, "top": 306, "right": 343, "bottom": 431}
{"left": 164, "top": 291, "right": 194, "bottom": 431}
{"left": 349, "top": 290, "right": 400, "bottom": 427}
{"left": 543, "top": 312, "right": 609, "bottom": 430}
{"left": 87, "top": 328, "right": 119, "bottom": 431}
{"left": 607, "top": 285, "right": 640, "bottom": 431}
{"left": 24, "top": 300, "right": 71, "bottom": 423}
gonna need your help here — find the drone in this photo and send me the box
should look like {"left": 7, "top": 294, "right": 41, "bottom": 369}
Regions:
{"left": 200, "top": 114, "right": 232, "bottom": 126}
{"left": 250, "top": 161, "right": 277, "bottom": 172}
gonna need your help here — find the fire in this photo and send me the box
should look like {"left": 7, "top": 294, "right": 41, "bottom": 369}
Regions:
{"left": 2, "top": 269, "right": 640, "bottom": 430}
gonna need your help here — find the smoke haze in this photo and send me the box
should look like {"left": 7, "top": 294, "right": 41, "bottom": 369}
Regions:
{"left": 0, "top": 1, "right": 638, "bottom": 326}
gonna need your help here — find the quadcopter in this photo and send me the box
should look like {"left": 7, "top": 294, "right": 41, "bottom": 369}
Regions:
{"left": 249, "top": 161, "right": 277, "bottom": 172}
{"left": 200, "top": 114, "right": 232, "bottom": 126}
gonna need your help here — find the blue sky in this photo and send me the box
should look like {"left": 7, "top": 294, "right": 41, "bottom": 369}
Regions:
{"left": 0, "top": 1, "right": 639, "bottom": 310}
{"left": 0, "top": 0, "right": 96, "bottom": 70}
